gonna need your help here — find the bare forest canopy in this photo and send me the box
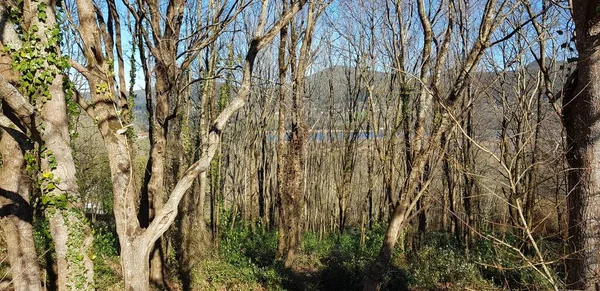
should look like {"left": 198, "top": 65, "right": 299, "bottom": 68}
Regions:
{"left": 1, "top": 0, "right": 599, "bottom": 291}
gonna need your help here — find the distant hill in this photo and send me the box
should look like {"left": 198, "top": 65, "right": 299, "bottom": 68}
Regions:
{"left": 127, "top": 62, "right": 571, "bottom": 140}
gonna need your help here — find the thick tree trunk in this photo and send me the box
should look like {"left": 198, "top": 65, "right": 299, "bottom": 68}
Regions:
{"left": 121, "top": 241, "right": 151, "bottom": 291}
{"left": 565, "top": 3, "right": 600, "bottom": 289}
{"left": 0, "top": 128, "right": 42, "bottom": 291}
{"left": 44, "top": 67, "right": 95, "bottom": 291}
{"left": 38, "top": 3, "right": 95, "bottom": 288}
{"left": 1, "top": 216, "right": 41, "bottom": 291}
{"left": 283, "top": 121, "right": 305, "bottom": 267}
{"left": 145, "top": 70, "right": 170, "bottom": 287}
{"left": 1, "top": 0, "right": 96, "bottom": 289}
{"left": 0, "top": 7, "right": 42, "bottom": 290}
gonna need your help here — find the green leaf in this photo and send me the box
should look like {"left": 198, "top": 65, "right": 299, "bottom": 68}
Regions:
{"left": 42, "top": 172, "right": 54, "bottom": 180}
{"left": 38, "top": 11, "right": 47, "bottom": 21}
{"left": 46, "top": 182, "right": 55, "bottom": 191}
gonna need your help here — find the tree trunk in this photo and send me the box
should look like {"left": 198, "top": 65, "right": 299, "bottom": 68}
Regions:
{"left": 38, "top": 2, "right": 95, "bottom": 288}
{"left": 276, "top": 0, "right": 289, "bottom": 259}
{"left": 145, "top": 66, "right": 171, "bottom": 287}
{"left": 258, "top": 131, "right": 268, "bottom": 224}
{"left": 121, "top": 241, "right": 151, "bottom": 291}
{"left": 1, "top": 0, "right": 96, "bottom": 289}
{"left": 281, "top": 1, "right": 317, "bottom": 266}
{"left": 0, "top": 128, "right": 42, "bottom": 291}
{"left": 565, "top": 2, "right": 600, "bottom": 289}
{"left": 363, "top": 200, "right": 409, "bottom": 291}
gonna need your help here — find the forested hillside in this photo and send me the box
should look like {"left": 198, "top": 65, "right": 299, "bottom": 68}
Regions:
{"left": 0, "top": 0, "right": 598, "bottom": 290}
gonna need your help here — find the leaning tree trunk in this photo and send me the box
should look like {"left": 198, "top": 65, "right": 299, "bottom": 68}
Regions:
{"left": 363, "top": 0, "right": 497, "bottom": 288}
{"left": 564, "top": 2, "right": 600, "bottom": 289}
{"left": 362, "top": 142, "right": 431, "bottom": 291}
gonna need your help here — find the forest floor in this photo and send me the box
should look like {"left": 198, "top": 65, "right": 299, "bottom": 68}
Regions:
{"left": 147, "top": 226, "right": 560, "bottom": 291}
{"left": 1, "top": 222, "right": 562, "bottom": 290}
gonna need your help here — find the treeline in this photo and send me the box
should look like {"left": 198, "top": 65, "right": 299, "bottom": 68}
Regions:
{"left": 0, "top": 0, "right": 598, "bottom": 290}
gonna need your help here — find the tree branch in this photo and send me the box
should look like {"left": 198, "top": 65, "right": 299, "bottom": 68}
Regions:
{"left": 0, "top": 75, "right": 36, "bottom": 134}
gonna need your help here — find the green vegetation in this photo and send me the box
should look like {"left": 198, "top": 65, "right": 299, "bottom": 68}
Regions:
{"left": 78, "top": 217, "right": 563, "bottom": 290}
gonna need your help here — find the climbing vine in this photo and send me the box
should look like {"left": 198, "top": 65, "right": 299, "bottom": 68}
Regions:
{"left": 6, "top": 0, "right": 74, "bottom": 211}
{"left": 7, "top": 1, "right": 94, "bottom": 289}
{"left": 5, "top": 0, "right": 93, "bottom": 290}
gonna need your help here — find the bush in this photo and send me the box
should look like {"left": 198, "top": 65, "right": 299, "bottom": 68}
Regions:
{"left": 473, "top": 235, "right": 560, "bottom": 290}
{"left": 320, "top": 229, "right": 409, "bottom": 291}
{"left": 220, "top": 226, "right": 277, "bottom": 268}
{"left": 303, "top": 232, "right": 333, "bottom": 258}
{"left": 93, "top": 226, "right": 118, "bottom": 257}
{"left": 409, "top": 245, "right": 488, "bottom": 290}
{"left": 93, "top": 226, "right": 121, "bottom": 289}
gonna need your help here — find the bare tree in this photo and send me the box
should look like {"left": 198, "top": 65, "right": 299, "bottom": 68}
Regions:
{"left": 67, "top": 0, "right": 307, "bottom": 288}
{"left": 363, "top": 1, "right": 515, "bottom": 289}
{"left": 280, "top": 0, "right": 323, "bottom": 267}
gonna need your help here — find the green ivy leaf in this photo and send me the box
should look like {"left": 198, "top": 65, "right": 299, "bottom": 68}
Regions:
{"left": 47, "top": 182, "right": 55, "bottom": 191}
{"left": 42, "top": 172, "right": 54, "bottom": 180}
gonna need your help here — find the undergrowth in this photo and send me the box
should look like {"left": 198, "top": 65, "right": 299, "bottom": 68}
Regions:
{"left": 71, "top": 221, "right": 563, "bottom": 290}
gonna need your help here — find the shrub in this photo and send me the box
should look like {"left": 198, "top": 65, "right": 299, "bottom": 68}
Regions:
{"left": 320, "top": 229, "right": 409, "bottom": 291}
{"left": 92, "top": 226, "right": 121, "bottom": 289}
{"left": 303, "top": 232, "right": 333, "bottom": 258}
{"left": 220, "top": 226, "right": 277, "bottom": 268}
{"left": 409, "top": 245, "right": 488, "bottom": 290}
{"left": 473, "top": 236, "right": 561, "bottom": 290}
{"left": 93, "top": 226, "right": 118, "bottom": 257}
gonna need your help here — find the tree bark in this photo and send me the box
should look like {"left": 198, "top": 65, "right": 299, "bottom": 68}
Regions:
{"left": 281, "top": 0, "right": 319, "bottom": 266}
{"left": 43, "top": 61, "right": 95, "bottom": 291}
{"left": 565, "top": 2, "right": 600, "bottom": 289}
{"left": 30, "top": 1, "right": 97, "bottom": 289}
{"left": 276, "top": 0, "right": 289, "bottom": 259}
{"left": 0, "top": 126, "right": 42, "bottom": 291}
{"left": 120, "top": 239, "right": 151, "bottom": 291}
